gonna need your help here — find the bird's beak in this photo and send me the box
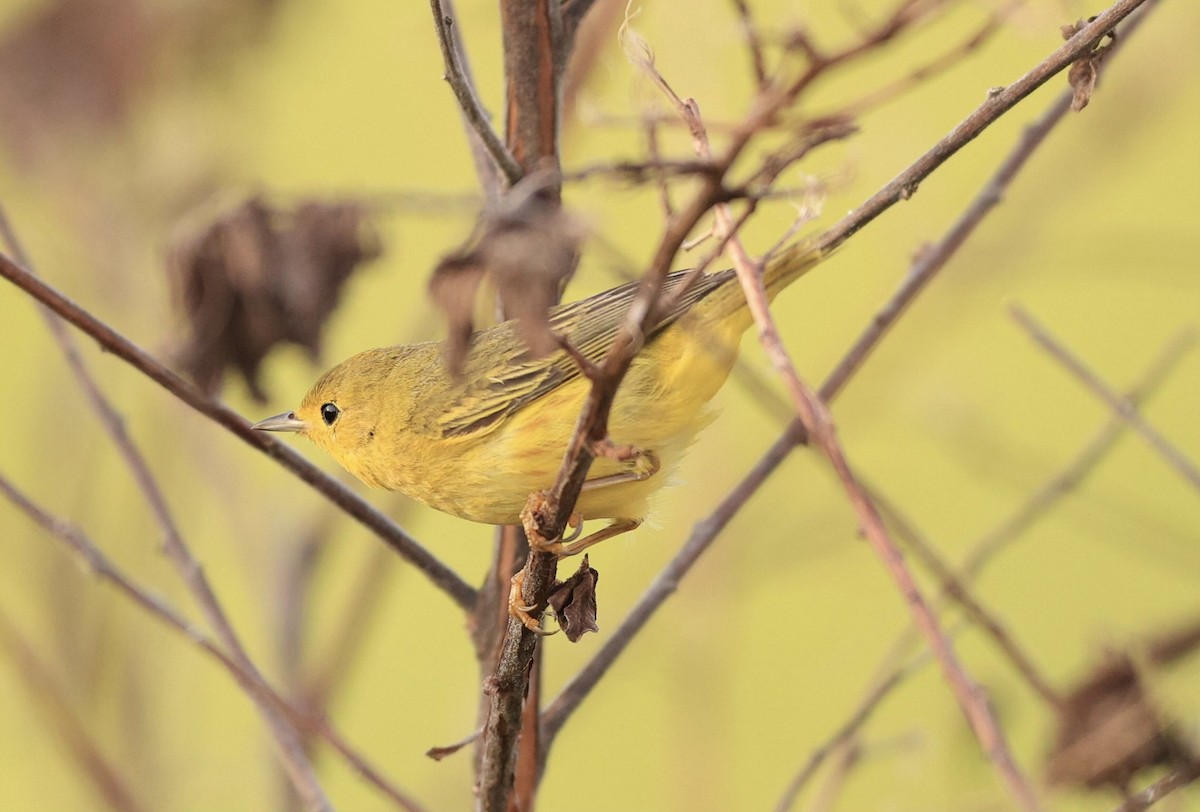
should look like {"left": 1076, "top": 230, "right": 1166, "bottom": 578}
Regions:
{"left": 252, "top": 411, "right": 307, "bottom": 433}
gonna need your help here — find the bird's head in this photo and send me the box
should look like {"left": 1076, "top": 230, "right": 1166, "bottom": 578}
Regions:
{"left": 252, "top": 347, "right": 416, "bottom": 487}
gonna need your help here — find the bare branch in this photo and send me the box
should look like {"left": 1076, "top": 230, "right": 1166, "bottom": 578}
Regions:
{"left": 1011, "top": 306, "right": 1200, "bottom": 493}
{"left": 430, "top": 0, "right": 522, "bottom": 188}
{"left": 774, "top": 329, "right": 1195, "bottom": 807}
{"left": 818, "top": 0, "right": 1150, "bottom": 254}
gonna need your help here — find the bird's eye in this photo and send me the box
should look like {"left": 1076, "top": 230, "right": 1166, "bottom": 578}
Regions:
{"left": 320, "top": 403, "right": 340, "bottom": 426}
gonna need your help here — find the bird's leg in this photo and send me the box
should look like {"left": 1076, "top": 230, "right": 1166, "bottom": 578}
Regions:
{"left": 553, "top": 518, "right": 641, "bottom": 558}
{"left": 508, "top": 570, "right": 556, "bottom": 635}
{"left": 581, "top": 444, "right": 661, "bottom": 491}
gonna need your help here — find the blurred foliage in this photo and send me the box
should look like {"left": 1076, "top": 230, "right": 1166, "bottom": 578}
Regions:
{"left": 0, "top": 0, "right": 1198, "bottom": 811}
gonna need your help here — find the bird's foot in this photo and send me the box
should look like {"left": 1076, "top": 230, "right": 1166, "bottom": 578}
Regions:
{"left": 507, "top": 571, "right": 556, "bottom": 635}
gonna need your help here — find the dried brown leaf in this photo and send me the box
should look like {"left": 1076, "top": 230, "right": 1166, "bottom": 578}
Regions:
{"left": 546, "top": 555, "right": 599, "bottom": 642}
{"left": 168, "top": 196, "right": 380, "bottom": 400}
{"left": 1046, "top": 652, "right": 1195, "bottom": 790}
{"left": 1068, "top": 58, "right": 1099, "bottom": 112}
{"left": 428, "top": 168, "right": 585, "bottom": 372}
{"left": 1062, "top": 18, "right": 1116, "bottom": 113}
{"left": 428, "top": 253, "right": 488, "bottom": 374}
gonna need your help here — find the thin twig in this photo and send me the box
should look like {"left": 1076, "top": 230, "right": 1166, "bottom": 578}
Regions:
{"left": 817, "top": 0, "right": 1150, "bottom": 254}
{"left": 870, "top": 488, "right": 1063, "bottom": 709}
{"left": 430, "top": 0, "right": 522, "bottom": 187}
{"left": 0, "top": 252, "right": 477, "bottom": 611}
{"left": 699, "top": 103, "right": 1043, "bottom": 812}
{"left": 0, "top": 473, "right": 429, "bottom": 812}
{"left": 1011, "top": 306, "right": 1200, "bottom": 493}
{"left": 729, "top": 0, "right": 769, "bottom": 87}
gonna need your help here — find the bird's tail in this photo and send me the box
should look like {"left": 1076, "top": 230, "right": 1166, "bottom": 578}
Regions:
{"left": 697, "top": 239, "right": 826, "bottom": 333}
{"left": 762, "top": 239, "right": 826, "bottom": 303}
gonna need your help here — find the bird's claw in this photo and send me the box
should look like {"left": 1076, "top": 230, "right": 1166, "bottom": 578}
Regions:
{"left": 508, "top": 571, "right": 557, "bottom": 635}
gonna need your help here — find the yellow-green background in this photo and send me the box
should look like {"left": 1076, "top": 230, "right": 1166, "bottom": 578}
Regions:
{"left": 1, "top": 0, "right": 1197, "bottom": 810}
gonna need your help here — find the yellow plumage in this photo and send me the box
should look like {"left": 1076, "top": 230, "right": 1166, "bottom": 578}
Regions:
{"left": 254, "top": 242, "right": 823, "bottom": 527}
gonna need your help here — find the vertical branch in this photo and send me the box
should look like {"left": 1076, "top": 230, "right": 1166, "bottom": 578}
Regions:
{"left": 476, "top": 3, "right": 570, "bottom": 811}
{"left": 500, "top": 0, "right": 564, "bottom": 180}
{"left": 430, "top": 0, "right": 521, "bottom": 193}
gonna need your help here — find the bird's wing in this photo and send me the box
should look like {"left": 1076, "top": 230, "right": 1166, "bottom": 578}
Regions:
{"left": 436, "top": 268, "right": 734, "bottom": 437}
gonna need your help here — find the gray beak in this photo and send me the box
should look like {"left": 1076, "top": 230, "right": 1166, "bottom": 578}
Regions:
{"left": 252, "top": 411, "right": 307, "bottom": 433}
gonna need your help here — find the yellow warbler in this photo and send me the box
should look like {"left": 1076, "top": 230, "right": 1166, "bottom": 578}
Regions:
{"left": 254, "top": 242, "right": 822, "bottom": 547}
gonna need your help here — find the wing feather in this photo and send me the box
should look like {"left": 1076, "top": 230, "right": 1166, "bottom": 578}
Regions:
{"left": 438, "top": 268, "right": 734, "bottom": 437}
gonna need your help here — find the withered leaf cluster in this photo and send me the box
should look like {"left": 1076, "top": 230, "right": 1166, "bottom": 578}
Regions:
{"left": 547, "top": 555, "right": 600, "bottom": 642}
{"left": 428, "top": 169, "right": 585, "bottom": 373}
{"left": 1062, "top": 19, "right": 1116, "bottom": 112}
{"left": 1046, "top": 649, "right": 1197, "bottom": 791}
{"left": 168, "top": 196, "right": 380, "bottom": 400}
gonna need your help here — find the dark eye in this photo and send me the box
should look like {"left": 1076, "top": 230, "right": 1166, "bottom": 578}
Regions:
{"left": 320, "top": 403, "right": 340, "bottom": 426}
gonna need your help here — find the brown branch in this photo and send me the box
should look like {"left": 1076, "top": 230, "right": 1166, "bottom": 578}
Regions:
{"left": 870, "top": 488, "right": 1064, "bottom": 709}
{"left": 479, "top": 150, "right": 743, "bottom": 812}
{"left": 729, "top": 0, "right": 769, "bottom": 87}
{"left": 0, "top": 472, "right": 429, "bottom": 812}
{"left": 817, "top": 0, "right": 1150, "bottom": 255}
{"left": 667, "top": 96, "right": 1003, "bottom": 791}
{"left": 430, "top": 0, "right": 522, "bottom": 188}
{"left": 1011, "top": 306, "right": 1200, "bottom": 493}
{"left": 474, "top": 5, "right": 577, "bottom": 810}
{"left": 0, "top": 253, "right": 477, "bottom": 612}
{"left": 500, "top": 0, "right": 563, "bottom": 177}
{"left": 714, "top": 138, "right": 1044, "bottom": 812}
{"left": 690, "top": 17, "right": 1155, "bottom": 799}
